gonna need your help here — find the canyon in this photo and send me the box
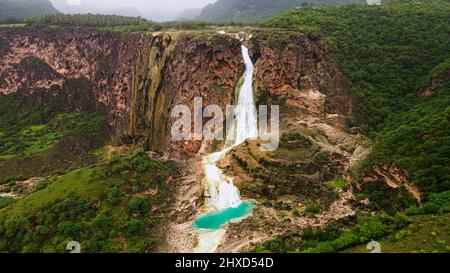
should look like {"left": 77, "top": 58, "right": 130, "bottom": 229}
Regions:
{"left": 0, "top": 1, "right": 448, "bottom": 255}
{"left": 0, "top": 26, "right": 374, "bottom": 252}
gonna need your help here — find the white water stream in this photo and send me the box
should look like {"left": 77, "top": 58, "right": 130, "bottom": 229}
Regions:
{"left": 195, "top": 45, "right": 258, "bottom": 252}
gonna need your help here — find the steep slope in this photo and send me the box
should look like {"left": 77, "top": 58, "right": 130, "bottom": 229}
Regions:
{"left": 2, "top": 1, "right": 448, "bottom": 252}
{"left": 196, "top": 0, "right": 366, "bottom": 22}
{"left": 267, "top": 1, "right": 450, "bottom": 200}
{"left": 128, "top": 32, "right": 244, "bottom": 153}
{"left": 0, "top": 151, "right": 177, "bottom": 253}
{"left": 127, "top": 30, "right": 371, "bottom": 252}
{"left": 0, "top": 27, "right": 150, "bottom": 132}
{"left": 248, "top": 1, "right": 450, "bottom": 253}
{"left": 0, "top": 0, "right": 58, "bottom": 19}
{"left": 0, "top": 26, "right": 370, "bottom": 252}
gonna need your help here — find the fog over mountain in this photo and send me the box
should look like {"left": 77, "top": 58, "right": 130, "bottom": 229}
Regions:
{"left": 50, "top": 0, "right": 217, "bottom": 21}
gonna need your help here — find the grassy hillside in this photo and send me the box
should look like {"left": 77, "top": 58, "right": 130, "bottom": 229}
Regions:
{"left": 343, "top": 213, "right": 450, "bottom": 253}
{"left": 267, "top": 1, "right": 450, "bottom": 198}
{"left": 0, "top": 77, "right": 109, "bottom": 181}
{"left": 197, "top": 0, "right": 365, "bottom": 22}
{"left": 0, "top": 0, "right": 58, "bottom": 19}
{"left": 0, "top": 151, "right": 177, "bottom": 253}
{"left": 253, "top": 191, "right": 450, "bottom": 253}
{"left": 0, "top": 51, "right": 178, "bottom": 253}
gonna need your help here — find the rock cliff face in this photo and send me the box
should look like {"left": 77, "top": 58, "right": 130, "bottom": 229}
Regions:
{"left": 250, "top": 31, "right": 353, "bottom": 122}
{"left": 127, "top": 32, "right": 243, "bottom": 153}
{"left": 208, "top": 31, "right": 372, "bottom": 252}
{"left": 0, "top": 28, "right": 356, "bottom": 154}
{"left": 0, "top": 27, "right": 149, "bottom": 132}
{"left": 1, "top": 26, "right": 374, "bottom": 252}
{"left": 127, "top": 30, "right": 356, "bottom": 155}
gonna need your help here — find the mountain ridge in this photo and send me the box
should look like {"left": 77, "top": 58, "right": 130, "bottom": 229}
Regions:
{"left": 0, "top": 0, "right": 58, "bottom": 19}
{"left": 196, "top": 0, "right": 367, "bottom": 22}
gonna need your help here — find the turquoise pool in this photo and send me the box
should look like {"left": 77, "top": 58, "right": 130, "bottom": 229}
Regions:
{"left": 193, "top": 201, "right": 254, "bottom": 230}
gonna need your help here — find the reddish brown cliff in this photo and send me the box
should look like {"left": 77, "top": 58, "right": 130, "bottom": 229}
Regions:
{"left": 0, "top": 27, "right": 149, "bottom": 132}
{"left": 127, "top": 30, "right": 357, "bottom": 155}
{"left": 127, "top": 32, "right": 244, "bottom": 153}
{"left": 0, "top": 28, "right": 357, "bottom": 156}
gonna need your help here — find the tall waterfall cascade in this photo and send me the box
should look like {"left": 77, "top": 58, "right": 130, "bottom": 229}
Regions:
{"left": 203, "top": 45, "right": 258, "bottom": 211}
{"left": 195, "top": 45, "right": 258, "bottom": 252}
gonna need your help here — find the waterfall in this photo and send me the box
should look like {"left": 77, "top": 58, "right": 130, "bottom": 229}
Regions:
{"left": 202, "top": 45, "right": 258, "bottom": 211}
{"left": 195, "top": 45, "right": 257, "bottom": 253}
{"left": 234, "top": 45, "right": 259, "bottom": 146}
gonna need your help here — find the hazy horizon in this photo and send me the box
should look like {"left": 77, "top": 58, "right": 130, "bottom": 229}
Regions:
{"left": 51, "top": 0, "right": 218, "bottom": 21}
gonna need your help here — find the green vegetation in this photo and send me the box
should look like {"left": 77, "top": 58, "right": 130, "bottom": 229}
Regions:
{"left": 197, "top": 0, "right": 365, "bottom": 22}
{"left": 252, "top": 1, "right": 450, "bottom": 253}
{"left": 24, "top": 13, "right": 161, "bottom": 32}
{"left": 254, "top": 191, "right": 450, "bottom": 253}
{"left": 417, "top": 58, "right": 450, "bottom": 91}
{"left": 0, "top": 0, "right": 57, "bottom": 19}
{"left": 0, "top": 196, "right": 15, "bottom": 209}
{"left": 0, "top": 77, "right": 108, "bottom": 181}
{"left": 364, "top": 84, "right": 450, "bottom": 197}
{"left": 267, "top": 1, "right": 450, "bottom": 134}
{"left": 0, "top": 98, "right": 105, "bottom": 160}
{"left": 0, "top": 23, "right": 26, "bottom": 28}
{"left": 357, "top": 181, "right": 418, "bottom": 214}
{"left": 268, "top": 1, "right": 450, "bottom": 198}
{"left": 160, "top": 20, "right": 256, "bottom": 30}
{"left": 4, "top": 13, "right": 257, "bottom": 32}
{"left": 406, "top": 191, "right": 450, "bottom": 215}
{"left": 344, "top": 213, "right": 450, "bottom": 253}
{"left": 325, "top": 176, "right": 347, "bottom": 190}
{"left": 305, "top": 202, "right": 322, "bottom": 214}
{"left": 0, "top": 151, "right": 177, "bottom": 253}
{"left": 0, "top": 0, "right": 448, "bottom": 254}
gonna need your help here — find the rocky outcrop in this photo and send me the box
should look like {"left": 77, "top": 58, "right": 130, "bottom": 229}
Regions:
{"left": 250, "top": 31, "right": 353, "bottom": 121}
{"left": 127, "top": 33, "right": 178, "bottom": 152}
{"left": 128, "top": 32, "right": 243, "bottom": 153}
{"left": 0, "top": 28, "right": 357, "bottom": 155}
{"left": 1, "top": 27, "right": 377, "bottom": 253}
{"left": 127, "top": 30, "right": 358, "bottom": 155}
{"left": 214, "top": 31, "right": 369, "bottom": 201}
{"left": 0, "top": 27, "right": 149, "bottom": 132}
{"left": 364, "top": 165, "right": 422, "bottom": 203}
{"left": 420, "top": 67, "right": 450, "bottom": 97}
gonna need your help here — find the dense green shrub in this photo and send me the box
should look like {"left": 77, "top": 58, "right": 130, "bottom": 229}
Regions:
{"left": 0, "top": 196, "right": 15, "bottom": 209}
{"left": 0, "top": 153, "right": 176, "bottom": 252}
{"left": 126, "top": 196, "right": 151, "bottom": 215}
{"left": 0, "top": 94, "right": 105, "bottom": 160}
{"left": 406, "top": 191, "right": 450, "bottom": 215}
{"left": 121, "top": 220, "right": 145, "bottom": 238}
{"left": 268, "top": 1, "right": 450, "bottom": 197}
{"left": 25, "top": 14, "right": 156, "bottom": 29}
{"left": 305, "top": 203, "right": 321, "bottom": 214}
{"left": 34, "top": 179, "right": 49, "bottom": 191}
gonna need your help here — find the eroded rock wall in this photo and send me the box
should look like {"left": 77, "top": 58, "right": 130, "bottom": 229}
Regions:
{"left": 0, "top": 27, "right": 149, "bottom": 132}
{"left": 127, "top": 32, "right": 244, "bottom": 153}
{"left": 0, "top": 28, "right": 358, "bottom": 156}
{"left": 250, "top": 31, "right": 354, "bottom": 128}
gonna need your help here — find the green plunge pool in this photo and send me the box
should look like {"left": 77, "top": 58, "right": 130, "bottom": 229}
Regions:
{"left": 193, "top": 201, "right": 254, "bottom": 230}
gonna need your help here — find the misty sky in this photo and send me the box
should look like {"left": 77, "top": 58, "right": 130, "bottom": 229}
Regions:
{"left": 63, "top": 0, "right": 216, "bottom": 12}
{"left": 53, "top": 0, "right": 218, "bottom": 21}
